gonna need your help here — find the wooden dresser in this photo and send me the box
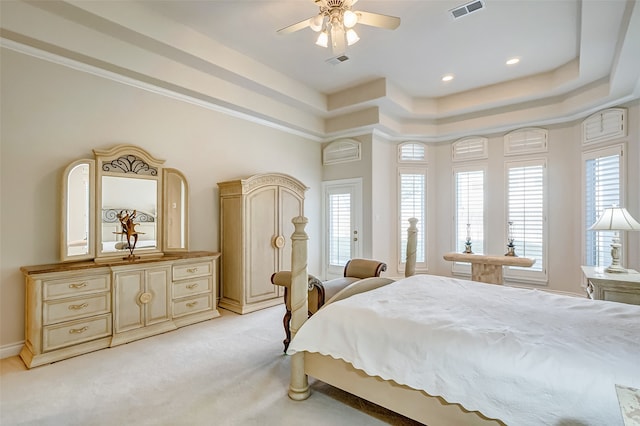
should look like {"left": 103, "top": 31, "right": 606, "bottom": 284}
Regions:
{"left": 20, "top": 251, "right": 220, "bottom": 368}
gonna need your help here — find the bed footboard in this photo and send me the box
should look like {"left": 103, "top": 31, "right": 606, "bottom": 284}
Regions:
{"left": 305, "top": 352, "right": 504, "bottom": 426}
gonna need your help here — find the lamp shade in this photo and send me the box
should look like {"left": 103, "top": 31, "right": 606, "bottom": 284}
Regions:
{"left": 589, "top": 206, "right": 640, "bottom": 231}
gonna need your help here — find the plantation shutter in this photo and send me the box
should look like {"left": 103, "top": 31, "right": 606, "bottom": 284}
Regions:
{"left": 507, "top": 163, "right": 545, "bottom": 272}
{"left": 399, "top": 142, "right": 426, "bottom": 162}
{"left": 455, "top": 170, "right": 484, "bottom": 254}
{"left": 585, "top": 153, "right": 621, "bottom": 267}
{"left": 452, "top": 137, "right": 488, "bottom": 162}
{"left": 504, "top": 128, "right": 548, "bottom": 156}
{"left": 328, "top": 192, "right": 351, "bottom": 266}
{"left": 582, "top": 109, "right": 626, "bottom": 146}
{"left": 399, "top": 171, "right": 425, "bottom": 264}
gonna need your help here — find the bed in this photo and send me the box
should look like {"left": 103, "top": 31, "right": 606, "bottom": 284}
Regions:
{"left": 284, "top": 216, "right": 640, "bottom": 425}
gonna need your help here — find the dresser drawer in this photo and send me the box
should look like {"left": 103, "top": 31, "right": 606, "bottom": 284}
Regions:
{"left": 43, "top": 293, "right": 111, "bottom": 325}
{"left": 43, "top": 314, "right": 112, "bottom": 352}
{"left": 43, "top": 275, "right": 110, "bottom": 300}
{"left": 173, "top": 261, "right": 212, "bottom": 281}
{"left": 173, "top": 277, "right": 211, "bottom": 299}
{"left": 172, "top": 294, "right": 212, "bottom": 318}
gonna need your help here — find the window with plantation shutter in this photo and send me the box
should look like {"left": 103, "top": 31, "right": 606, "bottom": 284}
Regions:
{"left": 582, "top": 109, "right": 626, "bottom": 146}
{"left": 504, "top": 159, "right": 547, "bottom": 282}
{"left": 323, "top": 138, "right": 361, "bottom": 165}
{"left": 398, "top": 168, "right": 426, "bottom": 269}
{"left": 504, "top": 128, "right": 548, "bottom": 156}
{"left": 398, "top": 142, "right": 426, "bottom": 162}
{"left": 452, "top": 137, "right": 488, "bottom": 162}
{"left": 583, "top": 146, "right": 623, "bottom": 268}
{"left": 453, "top": 167, "right": 484, "bottom": 274}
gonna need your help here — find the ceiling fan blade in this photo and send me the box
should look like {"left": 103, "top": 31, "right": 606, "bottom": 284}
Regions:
{"left": 277, "top": 17, "right": 313, "bottom": 35}
{"left": 355, "top": 11, "right": 401, "bottom": 30}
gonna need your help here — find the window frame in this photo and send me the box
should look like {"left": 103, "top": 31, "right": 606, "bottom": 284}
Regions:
{"left": 451, "top": 164, "right": 487, "bottom": 276}
{"left": 503, "top": 157, "right": 548, "bottom": 284}
{"left": 582, "top": 144, "right": 625, "bottom": 269}
{"left": 397, "top": 166, "right": 427, "bottom": 273}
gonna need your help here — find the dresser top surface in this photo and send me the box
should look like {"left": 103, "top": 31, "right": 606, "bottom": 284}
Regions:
{"left": 21, "top": 251, "right": 220, "bottom": 276}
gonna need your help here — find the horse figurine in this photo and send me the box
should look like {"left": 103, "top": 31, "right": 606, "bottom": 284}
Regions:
{"left": 117, "top": 209, "right": 143, "bottom": 260}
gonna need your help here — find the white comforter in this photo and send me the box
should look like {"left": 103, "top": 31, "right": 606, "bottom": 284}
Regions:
{"left": 287, "top": 274, "right": 640, "bottom": 425}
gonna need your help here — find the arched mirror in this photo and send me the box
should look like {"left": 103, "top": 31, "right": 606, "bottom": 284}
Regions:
{"left": 61, "top": 159, "right": 95, "bottom": 261}
{"left": 95, "top": 145, "right": 163, "bottom": 260}
{"left": 61, "top": 145, "right": 189, "bottom": 262}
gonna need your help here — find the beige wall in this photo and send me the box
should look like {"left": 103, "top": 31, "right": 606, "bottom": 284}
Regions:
{"left": 2, "top": 45, "right": 639, "bottom": 356}
{"left": 0, "top": 49, "right": 323, "bottom": 350}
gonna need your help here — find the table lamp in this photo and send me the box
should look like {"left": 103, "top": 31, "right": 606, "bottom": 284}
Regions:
{"left": 589, "top": 205, "right": 640, "bottom": 273}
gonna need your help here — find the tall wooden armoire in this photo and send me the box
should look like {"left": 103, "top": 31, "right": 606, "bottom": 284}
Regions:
{"left": 217, "top": 173, "right": 307, "bottom": 314}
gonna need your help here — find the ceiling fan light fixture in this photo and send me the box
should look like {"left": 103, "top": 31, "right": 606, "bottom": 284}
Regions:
{"left": 346, "top": 29, "right": 360, "bottom": 45}
{"left": 316, "top": 31, "right": 329, "bottom": 47}
{"left": 330, "top": 25, "right": 346, "bottom": 54}
{"left": 309, "top": 14, "right": 324, "bottom": 32}
{"left": 343, "top": 10, "right": 358, "bottom": 28}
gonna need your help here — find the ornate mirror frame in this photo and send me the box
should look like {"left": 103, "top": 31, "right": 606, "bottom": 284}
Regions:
{"left": 61, "top": 144, "right": 189, "bottom": 262}
{"left": 61, "top": 159, "right": 96, "bottom": 262}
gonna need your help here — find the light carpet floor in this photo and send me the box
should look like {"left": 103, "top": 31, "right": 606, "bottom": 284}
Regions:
{"left": 0, "top": 304, "right": 421, "bottom": 425}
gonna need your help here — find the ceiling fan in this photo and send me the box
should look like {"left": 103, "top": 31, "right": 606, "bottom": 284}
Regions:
{"left": 277, "top": 0, "right": 401, "bottom": 55}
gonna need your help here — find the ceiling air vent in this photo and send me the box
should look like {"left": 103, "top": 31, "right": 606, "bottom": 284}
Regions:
{"left": 450, "top": 0, "right": 485, "bottom": 19}
{"left": 326, "top": 55, "right": 349, "bottom": 65}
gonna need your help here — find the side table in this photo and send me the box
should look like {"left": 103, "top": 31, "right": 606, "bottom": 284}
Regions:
{"left": 581, "top": 266, "right": 640, "bottom": 305}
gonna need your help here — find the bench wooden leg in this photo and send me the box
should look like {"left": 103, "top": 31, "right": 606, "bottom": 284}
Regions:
{"left": 283, "top": 309, "right": 292, "bottom": 352}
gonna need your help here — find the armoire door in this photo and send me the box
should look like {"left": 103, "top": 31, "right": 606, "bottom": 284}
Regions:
{"left": 246, "top": 186, "right": 280, "bottom": 304}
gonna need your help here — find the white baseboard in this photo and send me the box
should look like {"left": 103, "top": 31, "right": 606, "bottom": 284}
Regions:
{"left": 1, "top": 341, "right": 23, "bottom": 359}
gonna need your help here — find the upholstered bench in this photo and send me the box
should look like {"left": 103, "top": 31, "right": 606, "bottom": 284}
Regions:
{"left": 271, "top": 258, "right": 387, "bottom": 351}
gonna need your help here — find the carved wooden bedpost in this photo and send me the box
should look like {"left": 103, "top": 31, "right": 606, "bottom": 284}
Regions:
{"left": 288, "top": 216, "right": 310, "bottom": 401}
{"left": 405, "top": 218, "right": 418, "bottom": 277}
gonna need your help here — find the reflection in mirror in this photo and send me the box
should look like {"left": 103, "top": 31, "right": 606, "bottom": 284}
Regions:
{"left": 62, "top": 160, "right": 95, "bottom": 261}
{"left": 164, "top": 168, "right": 189, "bottom": 251}
{"left": 101, "top": 176, "right": 157, "bottom": 253}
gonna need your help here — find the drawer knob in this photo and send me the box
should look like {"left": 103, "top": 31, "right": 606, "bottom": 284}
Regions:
{"left": 186, "top": 267, "right": 199, "bottom": 273}
{"left": 186, "top": 283, "right": 199, "bottom": 290}
{"left": 186, "top": 301, "right": 199, "bottom": 308}
{"left": 69, "top": 282, "right": 88, "bottom": 289}
{"left": 68, "top": 303, "right": 88, "bottom": 311}
{"left": 69, "top": 326, "right": 88, "bottom": 334}
{"left": 139, "top": 292, "right": 153, "bottom": 304}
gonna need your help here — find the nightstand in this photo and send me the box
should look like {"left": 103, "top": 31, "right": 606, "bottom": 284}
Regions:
{"left": 581, "top": 266, "right": 640, "bottom": 305}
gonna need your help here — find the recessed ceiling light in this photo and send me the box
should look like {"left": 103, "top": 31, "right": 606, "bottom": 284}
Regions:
{"left": 506, "top": 58, "right": 520, "bottom": 65}
{"left": 442, "top": 74, "right": 454, "bottom": 82}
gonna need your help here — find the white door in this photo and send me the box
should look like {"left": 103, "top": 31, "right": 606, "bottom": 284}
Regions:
{"left": 322, "top": 179, "right": 362, "bottom": 279}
